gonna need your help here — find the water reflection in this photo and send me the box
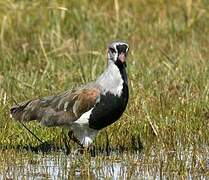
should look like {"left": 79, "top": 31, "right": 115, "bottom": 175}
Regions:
{"left": 0, "top": 146, "right": 209, "bottom": 179}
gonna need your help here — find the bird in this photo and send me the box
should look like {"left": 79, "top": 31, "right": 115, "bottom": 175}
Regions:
{"left": 10, "top": 41, "right": 129, "bottom": 149}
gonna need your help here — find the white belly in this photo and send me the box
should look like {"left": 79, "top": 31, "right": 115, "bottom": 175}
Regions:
{"left": 70, "top": 108, "right": 98, "bottom": 147}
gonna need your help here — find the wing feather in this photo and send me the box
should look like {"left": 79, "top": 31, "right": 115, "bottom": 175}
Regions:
{"left": 10, "top": 87, "right": 101, "bottom": 127}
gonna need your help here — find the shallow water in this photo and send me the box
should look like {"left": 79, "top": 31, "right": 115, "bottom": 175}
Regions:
{"left": 0, "top": 146, "right": 209, "bottom": 179}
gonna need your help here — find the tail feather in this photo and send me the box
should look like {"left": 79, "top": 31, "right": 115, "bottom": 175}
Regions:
{"left": 10, "top": 100, "right": 33, "bottom": 121}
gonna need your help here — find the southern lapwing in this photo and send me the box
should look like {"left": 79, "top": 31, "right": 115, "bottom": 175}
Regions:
{"left": 10, "top": 41, "right": 129, "bottom": 148}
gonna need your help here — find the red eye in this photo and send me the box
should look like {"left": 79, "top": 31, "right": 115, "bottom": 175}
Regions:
{"left": 109, "top": 47, "right": 116, "bottom": 53}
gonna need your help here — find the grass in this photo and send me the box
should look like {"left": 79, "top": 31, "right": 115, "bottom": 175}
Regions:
{"left": 0, "top": 0, "right": 209, "bottom": 178}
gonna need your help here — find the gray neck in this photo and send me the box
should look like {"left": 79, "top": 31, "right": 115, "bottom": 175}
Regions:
{"left": 96, "top": 61, "right": 126, "bottom": 96}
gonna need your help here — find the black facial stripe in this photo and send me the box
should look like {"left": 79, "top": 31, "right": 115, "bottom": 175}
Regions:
{"left": 116, "top": 44, "right": 128, "bottom": 54}
{"left": 109, "top": 47, "right": 116, "bottom": 53}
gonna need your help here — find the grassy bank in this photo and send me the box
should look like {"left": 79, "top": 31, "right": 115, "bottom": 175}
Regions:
{"left": 0, "top": 0, "right": 208, "bottom": 153}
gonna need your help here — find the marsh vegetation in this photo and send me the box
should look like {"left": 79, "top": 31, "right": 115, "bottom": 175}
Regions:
{"left": 0, "top": 0, "right": 208, "bottom": 178}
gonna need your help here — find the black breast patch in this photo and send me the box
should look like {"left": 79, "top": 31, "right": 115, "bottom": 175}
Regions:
{"left": 89, "top": 84, "right": 128, "bottom": 130}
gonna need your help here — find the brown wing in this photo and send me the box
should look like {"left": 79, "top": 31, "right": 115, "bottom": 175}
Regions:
{"left": 10, "top": 87, "right": 101, "bottom": 127}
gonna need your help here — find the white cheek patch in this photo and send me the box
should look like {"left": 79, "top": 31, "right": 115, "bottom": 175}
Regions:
{"left": 113, "top": 43, "right": 118, "bottom": 62}
{"left": 114, "top": 52, "right": 118, "bottom": 62}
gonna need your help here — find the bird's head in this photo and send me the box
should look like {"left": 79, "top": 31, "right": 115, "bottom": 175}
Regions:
{"left": 107, "top": 41, "right": 129, "bottom": 67}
